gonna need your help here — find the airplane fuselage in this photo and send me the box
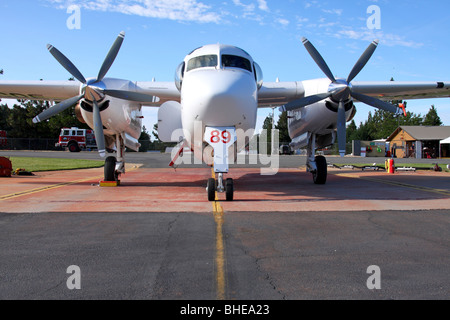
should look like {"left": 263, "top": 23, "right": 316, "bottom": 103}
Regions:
{"left": 176, "top": 44, "right": 260, "bottom": 161}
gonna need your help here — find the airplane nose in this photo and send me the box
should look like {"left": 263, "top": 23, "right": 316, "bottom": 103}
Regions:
{"left": 182, "top": 70, "right": 257, "bottom": 127}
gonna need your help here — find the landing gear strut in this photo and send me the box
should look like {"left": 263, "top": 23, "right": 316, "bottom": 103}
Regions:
{"left": 306, "top": 133, "right": 328, "bottom": 185}
{"left": 204, "top": 126, "right": 237, "bottom": 202}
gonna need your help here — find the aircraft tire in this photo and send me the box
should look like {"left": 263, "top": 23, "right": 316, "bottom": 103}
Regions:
{"left": 207, "top": 178, "right": 216, "bottom": 201}
{"left": 313, "top": 155, "right": 327, "bottom": 185}
{"left": 225, "top": 178, "right": 234, "bottom": 201}
{"left": 104, "top": 156, "right": 117, "bottom": 182}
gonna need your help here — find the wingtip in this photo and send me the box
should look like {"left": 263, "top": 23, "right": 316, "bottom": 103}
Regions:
{"left": 119, "top": 31, "right": 125, "bottom": 38}
{"left": 32, "top": 116, "right": 40, "bottom": 124}
{"left": 46, "top": 44, "right": 53, "bottom": 51}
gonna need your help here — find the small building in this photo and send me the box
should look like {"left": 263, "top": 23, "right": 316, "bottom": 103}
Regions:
{"left": 387, "top": 126, "right": 450, "bottom": 159}
{"left": 440, "top": 137, "right": 450, "bottom": 158}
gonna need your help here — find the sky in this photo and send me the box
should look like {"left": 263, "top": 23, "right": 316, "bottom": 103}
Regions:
{"left": 1, "top": 0, "right": 450, "bottom": 139}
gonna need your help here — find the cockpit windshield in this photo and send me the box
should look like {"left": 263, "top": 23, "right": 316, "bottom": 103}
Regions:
{"left": 222, "top": 55, "right": 252, "bottom": 72}
{"left": 186, "top": 55, "right": 218, "bottom": 72}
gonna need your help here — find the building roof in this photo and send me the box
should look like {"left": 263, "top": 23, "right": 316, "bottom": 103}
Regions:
{"left": 387, "top": 126, "right": 450, "bottom": 141}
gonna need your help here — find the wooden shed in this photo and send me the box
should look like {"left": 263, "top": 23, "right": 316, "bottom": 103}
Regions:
{"left": 386, "top": 126, "right": 450, "bottom": 159}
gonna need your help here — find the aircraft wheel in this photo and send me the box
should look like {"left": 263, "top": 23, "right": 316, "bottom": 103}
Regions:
{"left": 104, "top": 156, "right": 117, "bottom": 181}
{"left": 313, "top": 155, "right": 327, "bottom": 185}
{"left": 225, "top": 178, "right": 234, "bottom": 201}
{"left": 207, "top": 178, "right": 216, "bottom": 202}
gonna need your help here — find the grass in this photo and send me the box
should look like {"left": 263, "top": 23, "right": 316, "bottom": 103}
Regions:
{"left": 7, "top": 157, "right": 104, "bottom": 172}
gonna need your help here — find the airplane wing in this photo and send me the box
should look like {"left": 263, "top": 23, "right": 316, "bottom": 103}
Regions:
{"left": 257, "top": 81, "right": 304, "bottom": 107}
{"left": 351, "top": 81, "right": 450, "bottom": 101}
{"left": 0, "top": 80, "right": 80, "bottom": 101}
{"left": 134, "top": 81, "right": 180, "bottom": 106}
{"left": 0, "top": 79, "right": 180, "bottom": 106}
{"left": 258, "top": 80, "right": 450, "bottom": 108}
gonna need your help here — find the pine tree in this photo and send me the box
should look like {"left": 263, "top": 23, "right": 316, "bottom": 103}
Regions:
{"left": 422, "top": 105, "right": 442, "bottom": 126}
{"left": 262, "top": 115, "right": 273, "bottom": 154}
{"left": 275, "top": 111, "right": 291, "bottom": 144}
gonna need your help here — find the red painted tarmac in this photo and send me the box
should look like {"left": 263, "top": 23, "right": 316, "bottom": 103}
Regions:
{"left": 0, "top": 165, "right": 449, "bottom": 213}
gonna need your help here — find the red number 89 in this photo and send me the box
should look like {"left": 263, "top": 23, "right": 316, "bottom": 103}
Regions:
{"left": 210, "top": 130, "right": 231, "bottom": 144}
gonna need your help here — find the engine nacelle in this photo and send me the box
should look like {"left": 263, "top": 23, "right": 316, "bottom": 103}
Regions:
{"left": 74, "top": 103, "right": 86, "bottom": 123}
{"left": 78, "top": 78, "right": 143, "bottom": 148}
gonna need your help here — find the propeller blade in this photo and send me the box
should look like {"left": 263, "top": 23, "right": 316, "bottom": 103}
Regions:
{"left": 347, "top": 39, "right": 379, "bottom": 83}
{"left": 32, "top": 94, "right": 84, "bottom": 123}
{"left": 302, "top": 37, "right": 336, "bottom": 83}
{"left": 91, "top": 96, "right": 106, "bottom": 158}
{"left": 97, "top": 31, "right": 125, "bottom": 82}
{"left": 103, "top": 89, "right": 156, "bottom": 103}
{"left": 47, "top": 44, "right": 86, "bottom": 84}
{"left": 351, "top": 91, "right": 398, "bottom": 113}
{"left": 281, "top": 92, "right": 332, "bottom": 112}
{"left": 337, "top": 101, "right": 347, "bottom": 157}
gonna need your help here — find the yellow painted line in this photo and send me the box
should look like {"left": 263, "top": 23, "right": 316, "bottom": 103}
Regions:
{"left": 334, "top": 172, "right": 450, "bottom": 196}
{"left": 0, "top": 175, "right": 104, "bottom": 201}
{"left": 0, "top": 164, "right": 142, "bottom": 201}
{"left": 211, "top": 168, "right": 226, "bottom": 300}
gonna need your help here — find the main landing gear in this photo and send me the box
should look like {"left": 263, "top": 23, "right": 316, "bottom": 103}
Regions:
{"left": 207, "top": 173, "right": 234, "bottom": 202}
{"left": 102, "top": 134, "right": 126, "bottom": 183}
{"left": 306, "top": 133, "right": 328, "bottom": 185}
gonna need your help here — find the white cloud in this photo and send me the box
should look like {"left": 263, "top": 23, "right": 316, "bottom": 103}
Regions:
{"left": 337, "top": 28, "right": 423, "bottom": 48}
{"left": 276, "top": 18, "right": 290, "bottom": 27}
{"left": 46, "top": 0, "right": 222, "bottom": 23}
{"left": 322, "top": 8, "right": 343, "bottom": 16}
{"left": 232, "top": 0, "right": 255, "bottom": 13}
{"left": 257, "top": 0, "right": 269, "bottom": 12}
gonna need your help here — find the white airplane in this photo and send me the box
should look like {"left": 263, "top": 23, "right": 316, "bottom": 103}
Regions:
{"left": 1, "top": 32, "right": 449, "bottom": 201}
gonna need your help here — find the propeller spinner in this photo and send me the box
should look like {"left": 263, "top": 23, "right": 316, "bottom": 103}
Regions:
{"left": 281, "top": 38, "right": 400, "bottom": 157}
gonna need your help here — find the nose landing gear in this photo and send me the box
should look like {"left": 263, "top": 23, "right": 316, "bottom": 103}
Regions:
{"left": 207, "top": 173, "right": 234, "bottom": 202}
{"left": 204, "top": 126, "right": 237, "bottom": 202}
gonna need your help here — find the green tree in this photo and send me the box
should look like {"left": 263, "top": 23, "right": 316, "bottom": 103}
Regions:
{"left": 0, "top": 104, "right": 11, "bottom": 131}
{"left": 422, "top": 105, "right": 442, "bottom": 126}
{"left": 152, "top": 123, "right": 160, "bottom": 142}
{"left": 139, "top": 125, "right": 151, "bottom": 152}
{"left": 346, "top": 119, "right": 358, "bottom": 142}
{"left": 275, "top": 111, "right": 291, "bottom": 143}
{"left": 4, "top": 100, "right": 88, "bottom": 138}
{"left": 262, "top": 115, "right": 273, "bottom": 154}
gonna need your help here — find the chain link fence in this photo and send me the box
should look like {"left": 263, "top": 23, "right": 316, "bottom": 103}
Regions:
{"left": 0, "top": 138, "right": 176, "bottom": 152}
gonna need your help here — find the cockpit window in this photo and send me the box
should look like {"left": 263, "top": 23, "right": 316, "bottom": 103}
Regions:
{"left": 222, "top": 55, "right": 252, "bottom": 72}
{"left": 186, "top": 55, "right": 218, "bottom": 72}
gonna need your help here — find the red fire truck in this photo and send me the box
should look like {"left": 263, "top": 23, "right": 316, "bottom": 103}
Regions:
{"left": 56, "top": 127, "right": 97, "bottom": 152}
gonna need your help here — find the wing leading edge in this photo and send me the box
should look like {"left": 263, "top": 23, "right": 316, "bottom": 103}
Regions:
{"left": 351, "top": 81, "right": 450, "bottom": 101}
{"left": 0, "top": 80, "right": 80, "bottom": 101}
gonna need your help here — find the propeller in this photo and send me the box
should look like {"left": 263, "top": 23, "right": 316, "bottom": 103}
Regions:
{"left": 91, "top": 94, "right": 106, "bottom": 158}
{"left": 282, "top": 37, "right": 400, "bottom": 157}
{"left": 32, "top": 32, "right": 127, "bottom": 158}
